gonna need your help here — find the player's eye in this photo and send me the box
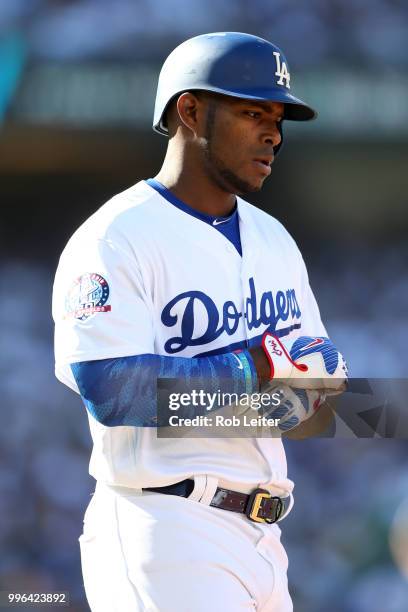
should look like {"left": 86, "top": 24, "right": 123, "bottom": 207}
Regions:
{"left": 244, "top": 111, "right": 261, "bottom": 119}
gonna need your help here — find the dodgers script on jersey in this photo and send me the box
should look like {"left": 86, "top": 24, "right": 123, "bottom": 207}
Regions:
{"left": 53, "top": 180, "right": 326, "bottom": 500}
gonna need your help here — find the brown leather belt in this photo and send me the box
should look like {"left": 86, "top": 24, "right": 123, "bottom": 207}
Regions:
{"left": 144, "top": 479, "right": 286, "bottom": 524}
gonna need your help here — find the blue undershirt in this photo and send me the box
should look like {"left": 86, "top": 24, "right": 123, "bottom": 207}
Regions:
{"left": 146, "top": 178, "right": 242, "bottom": 256}
{"left": 71, "top": 351, "right": 258, "bottom": 427}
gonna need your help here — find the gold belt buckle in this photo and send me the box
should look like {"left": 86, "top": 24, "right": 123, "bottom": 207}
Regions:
{"left": 246, "top": 488, "right": 283, "bottom": 524}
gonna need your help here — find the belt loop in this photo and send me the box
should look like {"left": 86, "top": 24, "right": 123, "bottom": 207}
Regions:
{"left": 188, "top": 475, "right": 207, "bottom": 502}
{"left": 199, "top": 476, "right": 219, "bottom": 506}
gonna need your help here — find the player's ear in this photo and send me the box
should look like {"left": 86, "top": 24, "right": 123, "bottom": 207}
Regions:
{"left": 175, "top": 92, "right": 203, "bottom": 136}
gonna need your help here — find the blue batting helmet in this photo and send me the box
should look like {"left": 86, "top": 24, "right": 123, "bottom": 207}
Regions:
{"left": 153, "top": 32, "right": 317, "bottom": 154}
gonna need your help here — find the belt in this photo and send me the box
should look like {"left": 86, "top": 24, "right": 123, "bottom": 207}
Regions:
{"left": 144, "top": 479, "right": 286, "bottom": 524}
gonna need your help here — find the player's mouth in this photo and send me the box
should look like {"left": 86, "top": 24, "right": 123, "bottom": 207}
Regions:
{"left": 252, "top": 157, "right": 273, "bottom": 176}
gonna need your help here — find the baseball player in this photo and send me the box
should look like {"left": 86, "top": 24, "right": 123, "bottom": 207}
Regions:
{"left": 53, "top": 33, "right": 347, "bottom": 611}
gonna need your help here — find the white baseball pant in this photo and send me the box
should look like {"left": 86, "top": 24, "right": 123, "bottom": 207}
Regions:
{"left": 79, "top": 478, "right": 293, "bottom": 611}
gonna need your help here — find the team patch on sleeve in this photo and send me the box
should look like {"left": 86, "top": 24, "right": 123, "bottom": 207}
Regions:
{"left": 65, "top": 273, "right": 111, "bottom": 320}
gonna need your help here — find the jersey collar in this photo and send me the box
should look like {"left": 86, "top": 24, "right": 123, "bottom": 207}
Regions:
{"left": 145, "top": 178, "right": 238, "bottom": 226}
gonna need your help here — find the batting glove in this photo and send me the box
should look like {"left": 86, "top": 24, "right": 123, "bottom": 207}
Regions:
{"left": 261, "top": 384, "right": 325, "bottom": 432}
{"left": 261, "top": 333, "right": 348, "bottom": 391}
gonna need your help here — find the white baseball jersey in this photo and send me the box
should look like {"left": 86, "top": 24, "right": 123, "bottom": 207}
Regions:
{"left": 53, "top": 180, "right": 326, "bottom": 497}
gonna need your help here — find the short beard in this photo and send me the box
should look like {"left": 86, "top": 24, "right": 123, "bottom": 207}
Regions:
{"left": 202, "top": 102, "right": 261, "bottom": 195}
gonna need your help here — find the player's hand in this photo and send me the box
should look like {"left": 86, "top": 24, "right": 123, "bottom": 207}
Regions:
{"left": 260, "top": 383, "right": 325, "bottom": 432}
{"left": 261, "top": 333, "right": 348, "bottom": 391}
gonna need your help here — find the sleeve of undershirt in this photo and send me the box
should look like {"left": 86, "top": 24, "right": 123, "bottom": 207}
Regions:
{"left": 71, "top": 350, "right": 259, "bottom": 427}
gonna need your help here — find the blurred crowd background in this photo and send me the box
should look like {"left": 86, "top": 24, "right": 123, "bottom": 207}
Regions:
{"left": 1, "top": 1, "right": 408, "bottom": 611}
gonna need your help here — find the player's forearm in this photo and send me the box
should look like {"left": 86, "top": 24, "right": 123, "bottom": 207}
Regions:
{"left": 248, "top": 347, "right": 270, "bottom": 384}
{"left": 71, "top": 350, "right": 259, "bottom": 427}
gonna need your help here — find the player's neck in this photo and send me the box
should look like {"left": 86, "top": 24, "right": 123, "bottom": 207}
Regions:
{"left": 155, "top": 149, "right": 236, "bottom": 217}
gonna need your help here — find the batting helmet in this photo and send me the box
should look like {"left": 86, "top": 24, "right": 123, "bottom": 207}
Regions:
{"left": 153, "top": 32, "right": 317, "bottom": 155}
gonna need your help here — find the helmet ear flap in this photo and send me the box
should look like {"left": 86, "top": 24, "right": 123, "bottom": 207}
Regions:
{"left": 273, "top": 121, "right": 284, "bottom": 157}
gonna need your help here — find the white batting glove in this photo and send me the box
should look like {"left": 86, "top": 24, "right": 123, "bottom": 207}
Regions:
{"left": 261, "top": 384, "right": 325, "bottom": 432}
{"left": 261, "top": 333, "right": 348, "bottom": 391}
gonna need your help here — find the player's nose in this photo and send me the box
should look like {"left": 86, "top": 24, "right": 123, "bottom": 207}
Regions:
{"left": 261, "top": 122, "right": 282, "bottom": 149}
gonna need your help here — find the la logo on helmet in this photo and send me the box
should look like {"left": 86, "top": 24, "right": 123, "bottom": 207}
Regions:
{"left": 273, "top": 51, "right": 291, "bottom": 89}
